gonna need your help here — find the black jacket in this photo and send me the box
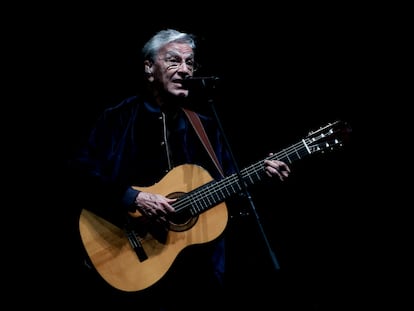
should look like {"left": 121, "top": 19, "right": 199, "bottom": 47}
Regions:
{"left": 70, "top": 94, "right": 236, "bottom": 226}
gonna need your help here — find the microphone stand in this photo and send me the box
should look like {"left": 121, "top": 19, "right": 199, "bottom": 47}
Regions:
{"left": 202, "top": 79, "right": 281, "bottom": 271}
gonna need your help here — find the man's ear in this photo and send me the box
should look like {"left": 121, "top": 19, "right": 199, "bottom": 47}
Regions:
{"left": 144, "top": 60, "right": 153, "bottom": 73}
{"left": 144, "top": 60, "right": 154, "bottom": 82}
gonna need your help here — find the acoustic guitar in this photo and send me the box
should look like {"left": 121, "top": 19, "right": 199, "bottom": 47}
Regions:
{"left": 79, "top": 120, "right": 351, "bottom": 292}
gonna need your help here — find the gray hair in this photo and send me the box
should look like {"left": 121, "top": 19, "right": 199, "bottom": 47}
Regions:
{"left": 142, "top": 29, "right": 196, "bottom": 62}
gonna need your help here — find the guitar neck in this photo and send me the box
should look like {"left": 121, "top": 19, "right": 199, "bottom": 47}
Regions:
{"left": 173, "top": 119, "right": 349, "bottom": 217}
{"left": 174, "top": 139, "right": 311, "bottom": 217}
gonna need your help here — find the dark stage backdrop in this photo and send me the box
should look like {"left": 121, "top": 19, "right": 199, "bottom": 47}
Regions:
{"left": 20, "top": 5, "right": 388, "bottom": 310}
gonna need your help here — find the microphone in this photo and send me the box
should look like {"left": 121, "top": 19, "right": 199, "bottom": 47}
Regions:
{"left": 182, "top": 76, "right": 220, "bottom": 89}
{"left": 185, "top": 76, "right": 220, "bottom": 81}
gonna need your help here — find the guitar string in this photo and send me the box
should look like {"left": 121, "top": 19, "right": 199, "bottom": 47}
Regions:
{"left": 172, "top": 122, "right": 343, "bottom": 214}
{"left": 172, "top": 139, "right": 310, "bottom": 213}
{"left": 172, "top": 138, "right": 312, "bottom": 213}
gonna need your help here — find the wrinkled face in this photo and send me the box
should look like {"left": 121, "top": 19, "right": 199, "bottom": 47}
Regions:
{"left": 145, "top": 42, "right": 195, "bottom": 98}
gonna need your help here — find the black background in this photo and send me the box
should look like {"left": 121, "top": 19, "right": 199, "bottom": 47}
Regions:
{"left": 11, "top": 3, "right": 401, "bottom": 310}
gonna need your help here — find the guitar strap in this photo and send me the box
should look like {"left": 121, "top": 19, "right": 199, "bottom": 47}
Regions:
{"left": 181, "top": 107, "right": 225, "bottom": 178}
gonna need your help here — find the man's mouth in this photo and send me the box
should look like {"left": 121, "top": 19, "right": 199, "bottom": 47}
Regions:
{"left": 172, "top": 79, "right": 187, "bottom": 88}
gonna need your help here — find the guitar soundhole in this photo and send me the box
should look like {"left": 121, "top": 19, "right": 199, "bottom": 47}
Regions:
{"left": 167, "top": 192, "right": 198, "bottom": 232}
{"left": 168, "top": 214, "right": 198, "bottom": 232}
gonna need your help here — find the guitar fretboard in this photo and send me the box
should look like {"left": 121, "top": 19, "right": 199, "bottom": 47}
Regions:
{"left": 173, "top": 138, "right": 312, "bottom": 216}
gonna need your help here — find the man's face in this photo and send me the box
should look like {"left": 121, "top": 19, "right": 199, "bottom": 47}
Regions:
{"left": 147, "top": 42, "right": 195, "bottom": 98}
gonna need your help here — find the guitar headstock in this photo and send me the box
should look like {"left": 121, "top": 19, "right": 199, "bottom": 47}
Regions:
{"left": 306, "top": 120, "right": 351, "bottom": 154}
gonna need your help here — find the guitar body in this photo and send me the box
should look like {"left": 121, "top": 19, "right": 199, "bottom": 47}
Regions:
{"left": 79, "top": 164, "right": 228, "bottom": 292}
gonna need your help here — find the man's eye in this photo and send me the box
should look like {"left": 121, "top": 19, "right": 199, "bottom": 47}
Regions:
{"left": 169, "top": 58, "right": 181, "bottom": 64}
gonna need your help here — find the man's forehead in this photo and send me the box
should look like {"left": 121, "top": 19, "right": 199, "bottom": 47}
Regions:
{"left": 159, "top": 42, "right": 194, "bottom": 57}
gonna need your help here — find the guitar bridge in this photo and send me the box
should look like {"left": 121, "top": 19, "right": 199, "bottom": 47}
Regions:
{"left": 125, "top": 228, "right": 148, "bottom": 262}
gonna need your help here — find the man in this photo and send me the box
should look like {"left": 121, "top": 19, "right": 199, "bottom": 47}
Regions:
{"left": 70, "top": 28, "right": 290, "bottom": 310}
